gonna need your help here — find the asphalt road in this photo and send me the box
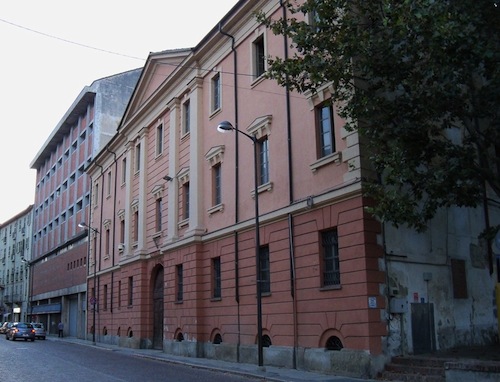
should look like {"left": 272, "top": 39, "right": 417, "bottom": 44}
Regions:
{"left": 0, "top": 336, "right": 257, "bottom": 382}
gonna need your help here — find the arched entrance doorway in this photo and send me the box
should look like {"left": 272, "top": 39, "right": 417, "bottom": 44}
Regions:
{"left": 152, "top": 266, "right": 164, "bottom": 350}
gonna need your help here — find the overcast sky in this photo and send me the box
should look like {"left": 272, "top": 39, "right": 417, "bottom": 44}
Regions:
{"left": 0, "top": 0, "right": 238, "bottom": 223}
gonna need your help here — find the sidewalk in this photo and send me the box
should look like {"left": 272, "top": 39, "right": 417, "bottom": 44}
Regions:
{"left": 48, "top": 335, "right": 376, "bottom": 382}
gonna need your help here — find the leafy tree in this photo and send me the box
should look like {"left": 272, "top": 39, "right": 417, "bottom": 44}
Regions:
{"left": 258, "top": 0, "right": 500, "bottom": 233}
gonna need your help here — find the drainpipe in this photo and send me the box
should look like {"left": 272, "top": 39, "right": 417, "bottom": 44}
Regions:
{"left": 95, "top": 163, "right": 105, "bottom": 274}
{"left": 105, "top": 146, "right": 118, "bottom": 313}
{"left": 95, "top": 163, "right": 104, "bottom": 343}
{"left": 219, "top": 22, "right": 241, "bottom": 362}
{"left": 279, "top": 0, "right": 298, "bottom": 369}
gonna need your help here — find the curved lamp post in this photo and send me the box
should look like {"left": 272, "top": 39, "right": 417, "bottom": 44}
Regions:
{"left": 217, "top": 120, "right": 263, "bottom": 367}
{"left": 79, "top": 222, "right": 99, "bottom": 345}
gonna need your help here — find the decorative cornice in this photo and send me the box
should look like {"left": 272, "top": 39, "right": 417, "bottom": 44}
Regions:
{"left": 247, "top": 115, "right": 272, "bottom": 140}
{"left": 117, "top": 209, "right": 125, "bottom": 221}
{"left": 131, "top": 199, "right": 139, "bottom": 213}
{"left": 151, "top": 184, "right": 165, "bottom": 200}
{"left": 177, "top": 167, "right": 190, "bottom": 185}
{"left": 205, "top": 145, "right": 225, "bottom": 166}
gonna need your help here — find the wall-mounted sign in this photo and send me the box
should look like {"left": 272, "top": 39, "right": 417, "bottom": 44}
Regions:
{"left": 368, "top": 296, "right": 377, "bottom": 309}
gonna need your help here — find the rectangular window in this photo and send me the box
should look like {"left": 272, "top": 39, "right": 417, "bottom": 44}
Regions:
{"left": 316, "top": 103, "right": 335, "bottom": 157}
{"left": 122, "top": 157, "right": 127, "bottom": 184}
{"left": 183, "top": 183, "right": 190, "bottom": 220}
{"left": 107, "top": 171, "right": 112, "bottom": 196}
{"left": 120, "top": 220, "right": 125, "bottom": 244}
{"left": 308, "top": 7, "right": 321, "bottom": 31}
{"left": 176, "top": 264, "right": 183, "bottom": 302}
{"left": 135, "top": 143, "right": 141, "bottom": 172}
{"left": 253, "top": 35, "right": 266, "bottom": 78}
{"left": 156, "top": 198, "right": 162, "bottom": 232}
{"left": 94, "top": 183, "right": 99, "bottom": 206}
{"left": 133, "top": 210, "right": 139, "bottom": 242}
{"left": 213, "top": 257, "right": 221, "bottom": 299}
{"left": 259, "top": 246, "right": 270, "bottom": 294}
{"left": 183, "top": 100, "right": 190, "bottom": 134}
{"left": 213, "top": 164, "right": 222, "bottom": 206}
{"left": 156, "top": 124, "right": 163, "bottom": 155}
{"left": 103, "top": 284, "right": 108, "bottom": 310}
{"left": 105, "top": 228, "right": 110, "bottom": 256}
{"left": 117, "top": 280, "right": 122, "bottom": 308}
{"left": 128, "top": 276, "right": 133, "bottom": 306}
{"left": 258, "top": 137, "right": 269, "bottom": 185}
{"left": 211, "top": 73, "right": 221, "bottom": 112}
{"left": 321, "top": 229, "right": 340, "bottom": 287}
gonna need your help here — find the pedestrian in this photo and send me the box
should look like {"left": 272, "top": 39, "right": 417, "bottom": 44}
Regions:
{"left": 58, "top": 321, "right": 64, "bottom": 337}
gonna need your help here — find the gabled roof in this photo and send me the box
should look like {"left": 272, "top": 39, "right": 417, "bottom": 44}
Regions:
{"left": 118, "top": 48, "right": 192, "bottom": 129}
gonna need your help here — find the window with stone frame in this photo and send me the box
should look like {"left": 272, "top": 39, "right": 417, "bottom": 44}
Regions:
{"left": 156, "top": 123, "right": 164, "bottom": 156}
{"left": 211, "top": 72, "right": 221, "bottom": 112}
{"left": 213, "top": 257, "right": 221, "bottom": 299}
{"left": 246, "top": 115, "right": 273, "bottom": 196}
{"left": 307, "top": 89, "right": 342, "bottom": 173}
{"left": 321, "top": 229, "right": 340, "bottom": 287}
{"left": 177, "top": 168, "right": 190, "bottom": 227}
{"left": 135, "top": 142, "right": 141, "bottom": 173}
{"left": 259, "top": 245, "right": 270, "bottom": 294}
{"left": 257, "top": 136, "right": 269, "bottom": 186}
{"left": 121, "top": 157, "right": 127, "bottom": 184}
{"left": 183, "top": 99, "right": 190, "bottom": 135}
{"left": 205, "top": 146, "right": 225, "bottom": 215}
{"left": 151, "top": 185, "right": 164, "bottom": 233}
{"left": 252, "top": 34, "right": 266, "bottom": 79}
{"left": 316, "top": 102, "right": 335, "bottom": 158}
{"left": 128, "top": 276, "right": 133, "bottom": 306}
{"left": 176, "top": 264, "right": 183, "bottom": 302}
{"left": 155, "top": 198, "right": 162, "bottom": 232}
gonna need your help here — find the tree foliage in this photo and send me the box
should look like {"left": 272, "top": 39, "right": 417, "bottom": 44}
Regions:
{"left": 258, "top": 0, "right": 500, "bottom": 232}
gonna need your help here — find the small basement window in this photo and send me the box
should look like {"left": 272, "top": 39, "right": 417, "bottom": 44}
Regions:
{"left": 326, "top": 336, "right": 343, "bottom": 351}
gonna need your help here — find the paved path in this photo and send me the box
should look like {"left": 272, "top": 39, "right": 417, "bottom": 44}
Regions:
{"left": 48, "top": 335, "right": 376, "bottom": 382}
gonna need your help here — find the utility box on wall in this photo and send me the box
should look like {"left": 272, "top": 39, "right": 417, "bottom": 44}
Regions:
{"left": 390, "top": 298, "right": 408, "bottom": 313}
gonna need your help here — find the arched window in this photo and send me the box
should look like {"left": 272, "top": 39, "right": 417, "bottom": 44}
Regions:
{"left": 213, "top": 333, "right": 222, "bottom": 344}
{"left": 262, "top": 335, "right": 272, "bottom": 348}
{"left": 326, "top": 336, "right": 343, "bottom": 351}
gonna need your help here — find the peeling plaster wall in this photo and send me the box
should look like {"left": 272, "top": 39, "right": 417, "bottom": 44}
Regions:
{"left": 383, "top": 205, "right": 499, "bottom": 355}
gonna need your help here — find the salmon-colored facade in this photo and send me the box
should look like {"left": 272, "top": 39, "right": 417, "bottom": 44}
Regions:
{"left": 29, "top": 70, "right": 141, "bottom": 337}
{"left": 86, "top": 0, "right": 386, "bottom": 377}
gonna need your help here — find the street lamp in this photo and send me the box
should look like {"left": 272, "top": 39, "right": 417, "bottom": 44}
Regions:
{"left": 79, "top": 222, "right": 99, "bottom": 345}
{"left": 217, "top": 120, "right": 264, "bottom": 367}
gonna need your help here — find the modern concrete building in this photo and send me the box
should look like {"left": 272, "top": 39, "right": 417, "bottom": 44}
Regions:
{"left": 83, "top": 0, "right": 499, "bottom": 379}
{"left": 29, "top": 69, "right": 141, "bottom": 338}
{"left": 0, "top": 206, "right": 34, "bottom": 323}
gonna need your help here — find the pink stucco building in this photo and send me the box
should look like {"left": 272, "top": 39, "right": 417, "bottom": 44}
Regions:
{"left": 29, "top": 70, "right": 141, "bottom": 337}
{"left": 83, "top": 0, "right": 499, "bottom": 378}
{"left": 85, "top": 1, "right": 385, "bottom": 377}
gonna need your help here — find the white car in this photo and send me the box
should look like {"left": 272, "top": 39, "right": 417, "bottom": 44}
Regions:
{"left": 30, "top": 323, "right": 46, "bottom": 340}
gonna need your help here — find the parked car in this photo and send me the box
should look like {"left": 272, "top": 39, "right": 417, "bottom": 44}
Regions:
{"left": 5, "top": 322, "right": 35, "bottom": 341}
{"left": 30, "top": 323, "right": 46, "bottom": 340}
{"left": 0, "top": 322, "right": 13, "bottom": 334}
